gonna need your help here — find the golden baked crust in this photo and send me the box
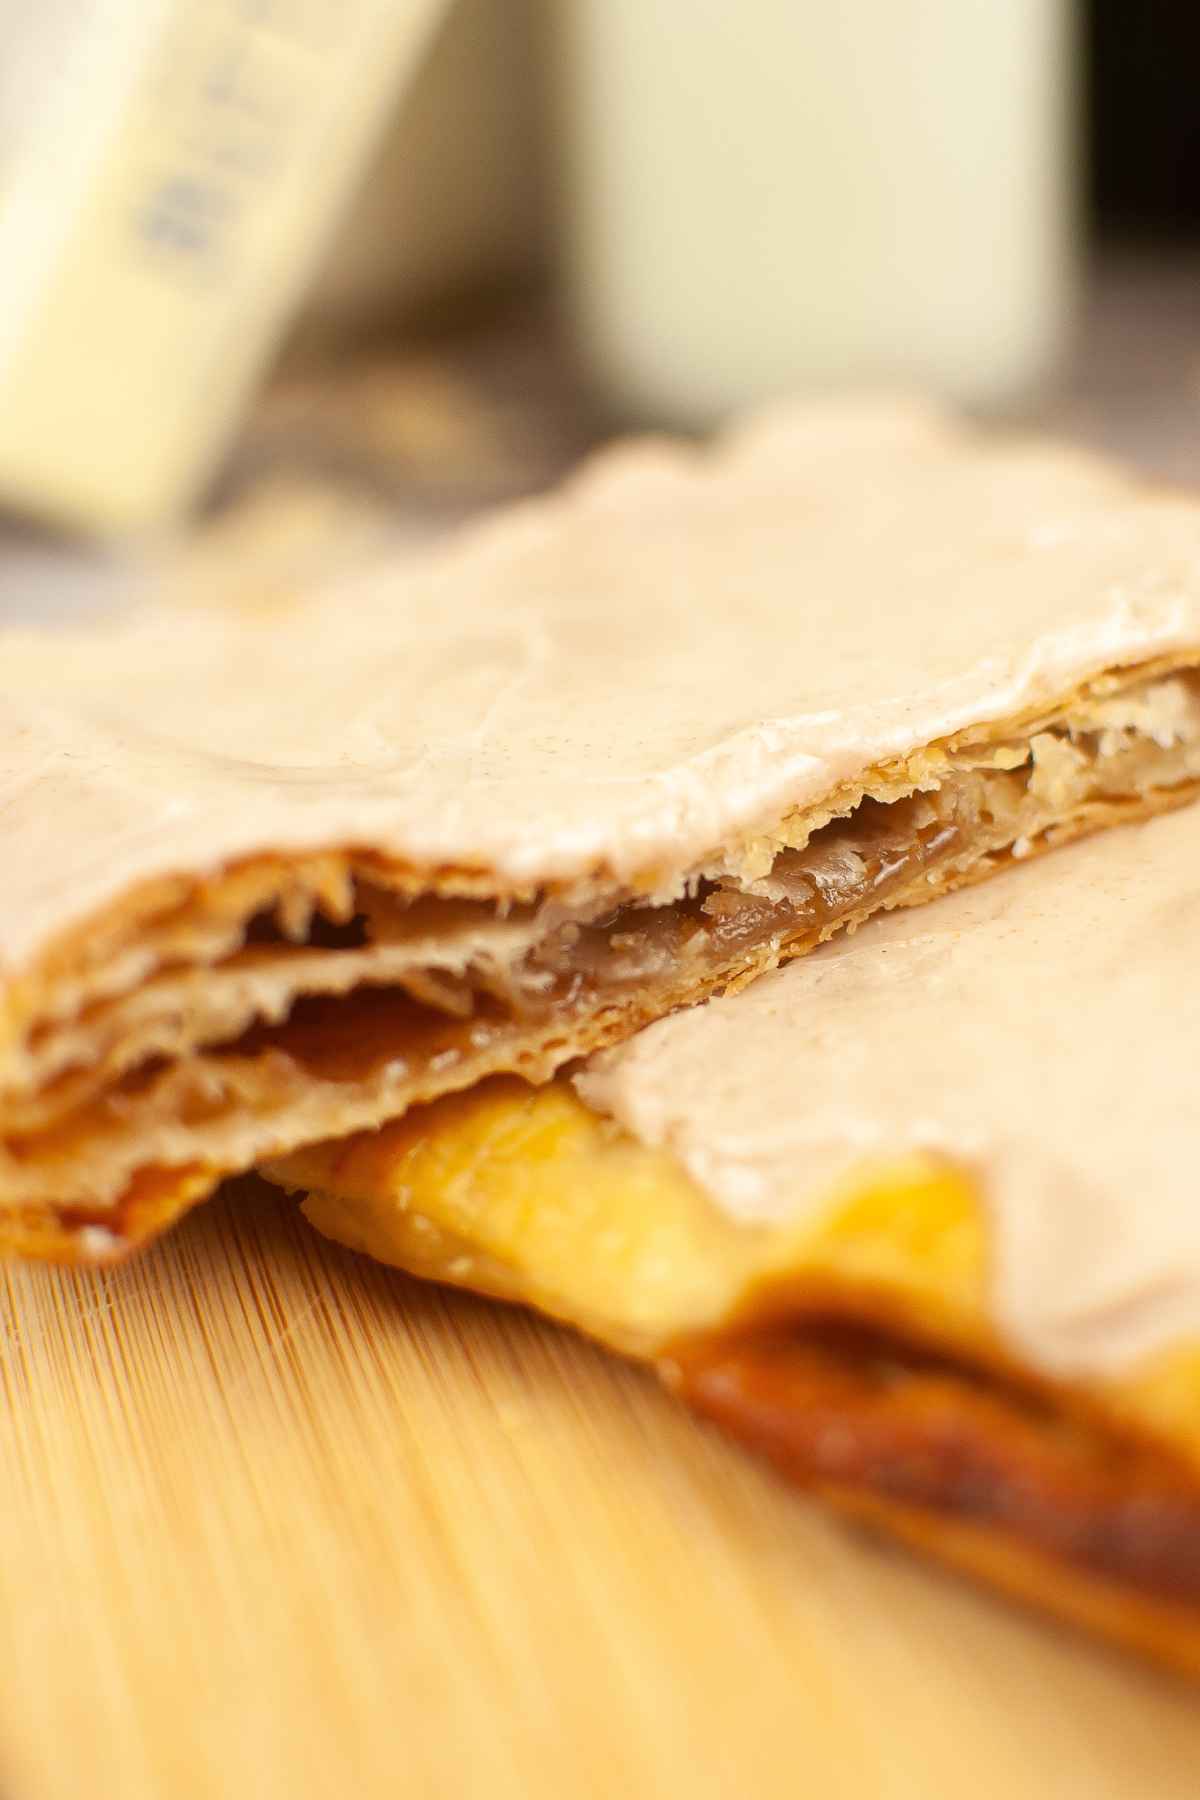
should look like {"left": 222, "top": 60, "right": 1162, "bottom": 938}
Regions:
{"left": 268, "top": 1074, "right": 1200, "bottom": 1673}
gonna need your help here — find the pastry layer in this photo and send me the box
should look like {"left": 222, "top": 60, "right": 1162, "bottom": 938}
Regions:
{"left": 6, "top": 398, "right": 1200, "bottom": 1247}
{"left": 268, "top": 1075, "right": 1200, "bottom": 1674}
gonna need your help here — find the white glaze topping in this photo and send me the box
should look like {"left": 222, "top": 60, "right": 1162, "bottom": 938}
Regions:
{"left": 577, "top": 802, "right": 1200, "bottom": 1379}
{"left": 4, "top": 397, "right": 1200, "bottom": 975}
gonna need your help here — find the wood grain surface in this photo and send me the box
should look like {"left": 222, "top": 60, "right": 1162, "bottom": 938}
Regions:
{"left": 0, "top": 1178, "right": 1197, "bottom": 1800}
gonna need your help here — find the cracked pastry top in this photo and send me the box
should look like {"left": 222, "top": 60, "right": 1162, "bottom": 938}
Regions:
{"left": 4, "top": 395, "right": 1200, "bottom": 1255}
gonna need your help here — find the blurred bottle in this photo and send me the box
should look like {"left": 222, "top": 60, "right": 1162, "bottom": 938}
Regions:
{"left": 0, "top": 0, "right": 457, "bottom": 534}
{"left": 552, "top": 0, "right": 1079, "bottom": 426}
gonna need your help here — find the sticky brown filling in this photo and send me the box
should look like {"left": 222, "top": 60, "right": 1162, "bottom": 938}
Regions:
{"left": 240, "top": 784, "right": 971, "bottom": 1068}
{"left": 674, "top": 1318, "right": 1200, "bottom": 1606}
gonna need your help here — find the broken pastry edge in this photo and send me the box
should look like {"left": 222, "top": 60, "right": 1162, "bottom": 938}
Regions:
{"left": 9, "top": 701, "right": 1200, "bottom": 1225}
{"left": 5, "top": 648, "right": 1198, "bottom": 1102}
{"left": 7, "top": 767, "right": 1199, "bottom": 1237}
{"left": 266, "top": 1076, "right": 1200, "bottom": 1675}
{"left": 0, "top": 1163, "right": 221, "bottom": 1263}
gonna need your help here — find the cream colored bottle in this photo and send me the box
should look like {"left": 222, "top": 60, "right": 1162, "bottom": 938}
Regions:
{"left": 0, "top": 0, "right": 456, "bottom": 533}
{"left": 553, "top": 0, "right": 1079, "bottom": 425}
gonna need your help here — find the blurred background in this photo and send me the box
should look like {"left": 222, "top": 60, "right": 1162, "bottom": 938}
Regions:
{"left": 1, "top": 0, "right": 1198, "bottom": 612}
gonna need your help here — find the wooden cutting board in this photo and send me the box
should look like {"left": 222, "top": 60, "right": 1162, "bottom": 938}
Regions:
{"left": 0, "top": 1178, "right": 1197, "bottom": 1800}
